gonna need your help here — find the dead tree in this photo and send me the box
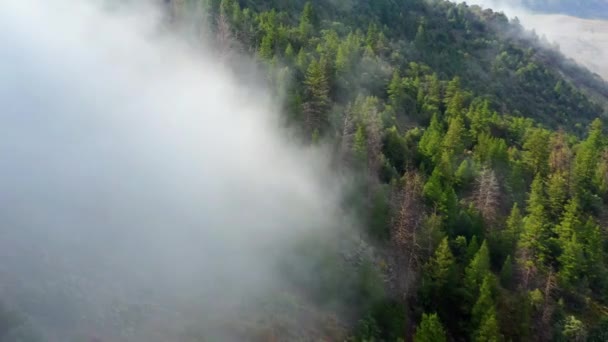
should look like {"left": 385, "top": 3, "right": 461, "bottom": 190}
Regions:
{"left": 549, "top": 130, "right": 572, "bottom": 174}
{"left": 515, "top": 245, "right": 538, "bottom": 291}
{"left": 363, "top": 104, "right": 383, "bottom": 191}
{"left": 339, "top": 106, "right": 356, "bottom": 167}
{"left": 537, "top": 270, "right": 557, "bottom": 341}
{"left": 474, "top": 167, "right": 500, "bottom": 225}
{"left": 216, "top": 11, "right": 235, "bottom": 61}
{"left": 391, "top": 171, "right": 424, "bottom": 301}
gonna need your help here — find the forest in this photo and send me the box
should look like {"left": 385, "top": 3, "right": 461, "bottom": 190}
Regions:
{"left": 3, "top": 0, "right": 608, "bottom": 341}
{"left": 168, "top": 0, "right": 608, "bottom": 340}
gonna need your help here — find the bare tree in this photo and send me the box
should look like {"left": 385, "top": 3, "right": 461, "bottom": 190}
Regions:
{"left": 339, "top": 105, "right": 356, "bottom": 167}
{"left": 536, "top": 270, "right": 557, "bottom": 341}
{"left": 391, "top": 171, "right": 424, "bottom": 300}
{"left": 515, "top": 245, "right": 538, "bottom": 291}
{"left": 549, "top": 130, "right": 572, "bottom": 174}
{"left": 474, "top": 167, "right": 500, "bottom": 225}
{"left": 363, "top": 103, "right": 383, "bottom": 189}
{"left": 216, "top": 11, "right": 235, "bottom": 61}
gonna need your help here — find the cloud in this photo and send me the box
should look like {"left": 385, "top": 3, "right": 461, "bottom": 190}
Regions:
{"left": 452, "top": 0, "right": 608, "bottom": 79}
{"left": 0, "top": 1, "right": 346, "bottom": 340}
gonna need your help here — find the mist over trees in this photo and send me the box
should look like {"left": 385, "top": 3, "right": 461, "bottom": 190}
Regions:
{"left": 2, "top": 0, "right": 608, "bottom": 341}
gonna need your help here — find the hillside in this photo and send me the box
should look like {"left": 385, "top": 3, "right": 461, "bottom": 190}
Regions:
{"left": 459, "top": 0, "right": 608, "bottom": 82}
{"left": 2, "top": 0, "right": 608, "bottom": 341}
{"left": 203, "top": 0, "right": 608, "bottom": 131}
{"left": 529, "top": 14, "right": 608, "bottom": 80}
{"left": 170, "top": 0, "right": 608, "bottom": 340}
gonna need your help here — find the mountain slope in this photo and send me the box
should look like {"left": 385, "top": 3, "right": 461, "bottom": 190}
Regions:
{"left": 171, "top": 1, "right": 608, "bottom": 340}
{"left": 3, "top": 0, "right": 608, "bottom": 341}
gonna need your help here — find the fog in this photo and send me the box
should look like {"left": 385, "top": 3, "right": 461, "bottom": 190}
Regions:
{"left": 0, "top": 1, "right": 348, "bottom": 340}
{"left": 455, "top": 0, "right": 608, "bottom": 79}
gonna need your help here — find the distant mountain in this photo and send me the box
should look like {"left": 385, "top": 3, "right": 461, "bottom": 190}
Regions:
{"left": 521, "top": 0, "right": 608, "bottom": 19}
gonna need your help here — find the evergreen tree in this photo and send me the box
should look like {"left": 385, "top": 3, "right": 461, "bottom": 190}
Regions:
{"left": 523, "top": 128, "right": 551, "bottom": 176}
{"left": 475, "top": 309, "right": 501, "bottom": 342}
{"left": 500, "top": 255, "right": 514, "bottom": 288}
{"left": 302, "top": 59, "right": 330, "bottom": 135}
{"left": 465, "top": 241, "right": 491, "bottom": 296}
{"left": 419, "top": 113, "right": 443, "bottom": 161}
{"left": 414, "top": 313, "right": 447, "bottom": 342}
{"left": 353, "top": 124, "right": 368, "bottom": 169}
{"left": 505, "top": 203, "right": 523, "bottom": 249}
{"left": 299, "top": 2, "right": 316, "bottom": 39}
{"left": 519, "top": 174, "right": 550, "bottom": 263}
{"left": 558, "top": 232, "right": 584, "bottom": 288}
{"left": 426, "top": 237, "right": 455, "bottom": 289}
{"left": 572, "top": 118, "right": 604, "bottom": 204}
{"left": 546, "top": 171, "right": 568, "bottom": 221}
{"left": 443, "top": 115, "right": 466, "bottom": 158}
{"left": 472, "top": 274, "right": 495, "bottom": 327}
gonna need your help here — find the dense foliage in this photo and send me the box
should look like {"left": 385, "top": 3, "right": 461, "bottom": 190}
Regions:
{"left": 164, "top": 0, "right": 608, "bottom": 340}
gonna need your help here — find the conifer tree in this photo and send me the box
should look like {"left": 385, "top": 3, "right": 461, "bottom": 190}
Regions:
{"left": 505, "top": 203, "right": 523, "bottom": 249}
{"left": 443, "top": 115, "right": 466, "bottom": 157}
{"left": 519, "top": 174, "right": 549, "bottom": 263}
{"left": 419, "top": 113, "right": 443, "bottom": 161}
{"left": 546, "top": 171, "right": 568, "bottom": 221}
{"left": 473, "top": 275, "right": 501, "bottom": 342}
{"left": 302, "top": 59, "right": 330, "bottom": 135}
{"left": 465, "top": 241, "right": 491, "bottom": 296}
{"left": 523, "top": 128, "right": 551, "bottom": 176}
{"left": 414, "top": 313, "right": 447, "bottom": 342}
{"left": 427, "top": 237, "right": 455, "bottom": 289}
{"left": 500, "top": 255, "right": 514, "bottom": 288}
{"left": 475, "top": 310, "right": 501, "bottom": 342}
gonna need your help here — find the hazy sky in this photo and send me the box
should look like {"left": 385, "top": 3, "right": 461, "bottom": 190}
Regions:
{"left": 0, "top": 1, "right": 347, "bottom": 340}
{"left": 455, "top": 0, "right": 608, "bottom": 79}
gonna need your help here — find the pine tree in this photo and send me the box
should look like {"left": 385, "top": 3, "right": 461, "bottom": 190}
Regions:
{"left": 284, "top": 43, "right": 295, "bottom": 60}
{"left": 505, "top": 203, "right": 523, "bottom": 249}
{"left": 523, "top": 128, "right": 551, "bottom": 176}
{"left": 414, "top": 313, "right": 447, "bottom": 342}
{"left": 546, "top": 171, "right": 568, "bottom": 221}
{"left": 423, "top": 167, "right": 444, "bottom": 205}
{"left": 473, "top": 275, "right": 501, "bottom": 342}
{"left": 475, "top": 309, "right": 501, "bottom": 342}
{"left": 443, "top": 115, "right": 466, "bottom": 157}
{"left": 302, "top": 59, "right": 330, "bottom": 135}
{"left": 444, "top": 77, "right": 462, "bottom": 106}
{"left": 554, "top": 198, "right": 581, "bottom": 243}
{"left": 558, "top": 232, "right": 584, "bottom": 288}
{"left": 299, "top": 2, "right": 316, "bottom": 39}
{"left": 465, "top": 241, "right": 491, "bottom": 296}
{"left": 353, "top": 124, "right": 368, "bottom": 169}
{"left": 500, "top": 255, "right": 514, "bottom": 288}
{"left": 466, "top": 235, "right": 480, "bottom": 262}
{"left": 259, "top": 32, "right": 274, "bottom": 60}
{"left": 572, "top": 118, "right": 604, "bottom": 203}
{"left": 388, "top": 70, "right": 405, "bottom": 113}
{"left": 415, "top": 20, "right": 428, "bottom": 50}
{"left": 427, "top": 237, "right": 455, "bottom": 289}
{"left": 472, "top": 274, "right": 495, "bottom": 327}
{"left": 456, "top": 159, "right": 476, "bottom": 188}
{"left": 419, "top": 113, "right": 443, "bottom": 161}
{"left": 519, "top": 174, "right": 549, "bottom": 263}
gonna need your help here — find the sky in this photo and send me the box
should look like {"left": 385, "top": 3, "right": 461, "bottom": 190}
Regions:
{"left": 0, "top": 1, "right": 349, "bottom": 340}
